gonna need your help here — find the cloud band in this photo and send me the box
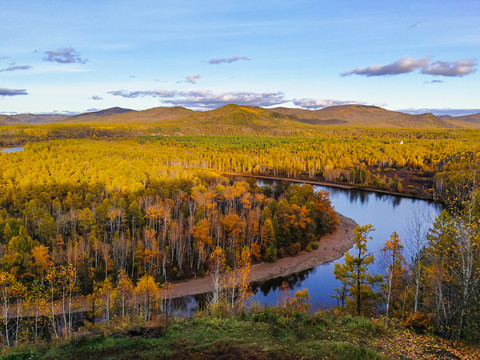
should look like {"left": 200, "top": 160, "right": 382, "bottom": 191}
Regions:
{"left": 0, "top": 88, "right": 28, "bottom": 96}
{"left": 108, "top": 89, "right": 286, "bottom": 108}
{"left": 342, "top": 56, "right": 477, "bottom": 77}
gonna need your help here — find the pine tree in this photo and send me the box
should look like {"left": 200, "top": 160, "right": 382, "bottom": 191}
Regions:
{"left": 333, "top": 225, "right": 383, "bottom": 316}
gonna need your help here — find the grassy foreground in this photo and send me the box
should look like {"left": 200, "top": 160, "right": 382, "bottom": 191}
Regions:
{"left": 3, "top": 307, "right": 479, "bottom": 360}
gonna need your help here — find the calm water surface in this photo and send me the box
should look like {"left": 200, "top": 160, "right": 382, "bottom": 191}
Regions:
{"left": 0, "top": 146, "right": 23, "bottom": 153}
{"left": 252, "top": 179, "right": 442, "bottom": 310}
{"left": 170, "top": 179, "right": 442, "bottom": 315}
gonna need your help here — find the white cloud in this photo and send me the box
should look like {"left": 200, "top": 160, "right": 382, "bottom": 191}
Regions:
{"left": 342, "top": 56, "right": 430, "bottom": 77}
{"left": 208, "top": 56, "right": 251, "bottom": 64}
{"left": 43, "top": 47, "right": 88, "bottom": 64}
{"left": 0, "top": 65, "right": 32, "bottom": 72}
{"left": 108, "top": 89, "right": 286, "bottom": 108}
{"left": 342, "top": 56, "right": 477, "bottom": 78}
{"left": 186, "top": 74, "right": 201, "bottom": 84}
{"left": 421, "top": 58, "right": 477, "bottom": 77}
{"left": 293, "top": 98, "right": 366, "bottom": 109}
{"left": 0, "top": 88, "right": 28, "bottom": 96}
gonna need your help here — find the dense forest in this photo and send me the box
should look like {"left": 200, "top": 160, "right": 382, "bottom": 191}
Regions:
{"left": 0, "top": 139, "right": 339, "bottom": 343}
{"left": 3, "top": 127, "right": 480, "bottom": 199}
{"left": 0, "top": 125, "right": 479, "bottom": 355}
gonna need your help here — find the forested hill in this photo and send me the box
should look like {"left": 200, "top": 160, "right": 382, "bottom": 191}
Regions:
{"left": 271, "top": 105, "right": 456, "bottom": 128}
{"left": 55, "top": 104, "right": 480, "bottom": 129}
{"left": 3, "top": 104, "right": 480, "bottom": 128}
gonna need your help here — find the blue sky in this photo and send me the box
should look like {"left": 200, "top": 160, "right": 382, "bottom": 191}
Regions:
{"left": 1, "top": 0, "right": 479, "bottom": 114}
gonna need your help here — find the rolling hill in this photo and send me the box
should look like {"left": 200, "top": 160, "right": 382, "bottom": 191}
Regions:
{"left": 92, "top": 106, "right": 192, "bottom": 124}
{"left": 10, "top": 114, "right": 70, "bottom": 124}
{"left": 57, "top": 104, "right": 316, "bottom": 135}
{"left": 0, "top": 115, "right": 23, "bottom": 126}
{"left": 272, "top": 105, "right": 456, "bottom": 128}
{"left": 60, "top": 107, "right": 134, "bottom": 123}
{"left": 440, "top": 113, "right": 480, "bottom": 129}
{"left": 5, "top": 104, "right": 480, "bottom": 129}
{"left": 59, "top": 106, "right": 193, "bottom": 124}
{"left": 60, "top": 104, "right": 464, "bottom": 129}
{"left": 169, "top": 104, "right": 317, "bottom": 135}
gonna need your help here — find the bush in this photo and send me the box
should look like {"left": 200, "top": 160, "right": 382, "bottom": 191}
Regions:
{"left": 264, "top": 245, "right": 278, "bottom": 262}
{"left": 284, "top": 242, "right": 301, "bottom": 256}
{"left": 403, "top": 312, "right": 434, "bottom": 334}
{"left": 305, "top": 241, "right": 319, "bottom": 252}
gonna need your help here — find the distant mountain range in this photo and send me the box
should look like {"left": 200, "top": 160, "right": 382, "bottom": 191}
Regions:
{"left": 2, "top": 104, "right": 480, "bottom": 129}
{"left": 270, "top": 105, "right": 457, "bottom": 128}
{"left": 0, "top": 115, "right": 23, "bottom": 125}
{"left": 60, "top": 107, "right": 135, "bottom": 123}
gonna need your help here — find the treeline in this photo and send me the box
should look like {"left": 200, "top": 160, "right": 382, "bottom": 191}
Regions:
{"left": 0, "top": 124, "right": 144, "bottom": 147}
{"left": 140, "top": 134, "right": 480, "bottom": 199}
{"left": 1, "top": 126, "right": 480, "bottom": 200}
{"left": 140, "top": 134, "right": 479, "bottom": 175}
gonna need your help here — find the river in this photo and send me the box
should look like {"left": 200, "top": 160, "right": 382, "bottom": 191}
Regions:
{"left": 252, "top": 179, "right": 443, "bottom": 310}
{"left": 0, "top": 146, "right": 23, "bottom": 153}
{"left": 170, "top": 178, "right": 442, "bottom": 315}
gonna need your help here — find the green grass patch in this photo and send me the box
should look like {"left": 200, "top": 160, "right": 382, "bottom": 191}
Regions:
{"left": 0, "top": 309, "right": 448, "bottom": 360}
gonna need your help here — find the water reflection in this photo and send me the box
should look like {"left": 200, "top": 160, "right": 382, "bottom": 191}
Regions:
{"left": 170, "top": 178, "right": 442, "bottom": 314}
{"left": 166, "top": 295, "right": 200, "bottom": 317}
{"left": 252, "top": 267, "right": 316, "bottom": 296}
{"left": 252, "top": 178, "right": 442, "bottom": 309}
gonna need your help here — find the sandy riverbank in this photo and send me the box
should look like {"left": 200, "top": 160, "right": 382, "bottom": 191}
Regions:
{"left": 168, "top": 213, "right": 357, "bottom": 298}
{"left": 19, "top": 214, "right": 357, "bottom": 316}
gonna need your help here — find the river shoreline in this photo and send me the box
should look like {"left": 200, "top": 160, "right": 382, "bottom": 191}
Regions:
{"left": 168, "top": 213, "right": 357, "bottom": 299}
{"left": 17, "top": 213, "right": 357, "bottom": 316}
{"left": 223, "top": 172, "right": 436, "bottom": 202}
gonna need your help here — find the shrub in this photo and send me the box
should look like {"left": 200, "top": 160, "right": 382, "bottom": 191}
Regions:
{"left": 285, "top": 242, "right": 301, "bottom": 256}
{"left": 305, "top": 241, "right": 319, "bottom": 252}
{"left": 264, "top": 245, "right": 278, "bottom": 262}
{"left": 403, "top": 312, "right": 434, "bottom": 334}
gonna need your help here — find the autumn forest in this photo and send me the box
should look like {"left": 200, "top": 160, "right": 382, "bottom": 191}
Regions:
{"left": 0, "top": 109, "right": 479, "bottom": 358}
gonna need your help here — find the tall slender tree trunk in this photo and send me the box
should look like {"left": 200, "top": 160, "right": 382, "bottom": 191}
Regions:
{"left": 414, "top": 264, "right": 421, "bottom": 313}
{"left": 356, "top": 267, "right": 361, "bottom": 316}
{"left": 385, "top": 272, "right": 393, "bottom": 320}
{"left": 50, "top": 287, "right": 58, "bottom": 338}
{"left": 3, "top": 294, "right": 10, "bottom": 347}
